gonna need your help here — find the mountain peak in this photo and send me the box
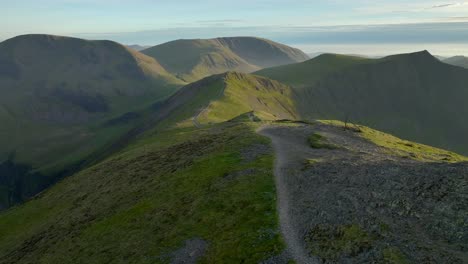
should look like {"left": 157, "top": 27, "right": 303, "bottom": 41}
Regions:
{"left": 141, "top": 37, "right": 308, "bottom": 82}
{"left": 384, "top": 50, "right": 436, "bottom": 62}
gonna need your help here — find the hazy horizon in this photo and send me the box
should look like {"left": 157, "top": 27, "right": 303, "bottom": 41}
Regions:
{"left": 2, "top": 1, "right": 468, "bottom": 56}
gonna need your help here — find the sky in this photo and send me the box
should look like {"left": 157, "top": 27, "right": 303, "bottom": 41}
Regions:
{"left": 2, "top": 0, "right": 468, "bottom": 56}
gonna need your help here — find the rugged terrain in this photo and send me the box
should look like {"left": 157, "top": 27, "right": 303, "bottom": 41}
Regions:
{"left": 142, "top": 37, "right": 309, "bottom": 82}
{"left": 260, "top": 121, "right": 468, "bottom": 264}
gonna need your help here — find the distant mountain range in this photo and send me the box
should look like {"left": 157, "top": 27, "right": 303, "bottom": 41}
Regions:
{"left": 443, "top": 55, "right": 468, "bottom": 69}
{"left": 141, "top": 37, "right": 309, "bottom": 82}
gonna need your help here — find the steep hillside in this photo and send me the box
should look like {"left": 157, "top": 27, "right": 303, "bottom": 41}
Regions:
{"left": 443, "top": 55, "right": 468, "bottom": 69}
{"left": 0, "top": 117, "right": 466, "bottom": 263}
{"left": 77, "top": 71, "right": 299, "bottom": 179}
{"left": 141, "top": 37, "right": 308, "bottom": 82}
{"left": 0, "top": 121, "right": 288, "bottom": 264}
{"left": 257, "top": 51, "right": 468, "bottom": 155}
{"left": 0, "top": 34, "right": 185, "bottom": 209}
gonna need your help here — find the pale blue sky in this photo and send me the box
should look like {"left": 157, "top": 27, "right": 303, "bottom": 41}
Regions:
{"left": 2, "top": 0, "right": 468, "bottom": 55}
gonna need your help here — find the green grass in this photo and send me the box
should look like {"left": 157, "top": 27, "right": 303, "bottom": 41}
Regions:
{"left": 383, "top": 247, "right": 409, "bottom": 264}
{"left": 308, "top": 133, "right": 338, "bottom": 149}
{"left": 305, "top": 224, "right": 374, "bottom": 260}
{"left": 322, "top": 120, "right": 468, "bottom": 162}
{"left": 0, "top": 121, "right": 286, "bottom": 263}
{"left": 197, "top": 72, "right": 299, "bottom": 124}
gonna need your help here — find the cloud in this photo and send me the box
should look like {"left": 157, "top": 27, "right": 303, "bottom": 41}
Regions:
{"left": 442, "top": 16, "right": 468, "bottom": 21}
{"left": 430, "top": 3, "right": 456, "bottom": 9}
{"left": 196, "top": 19, "right": 244, "bottom": 23}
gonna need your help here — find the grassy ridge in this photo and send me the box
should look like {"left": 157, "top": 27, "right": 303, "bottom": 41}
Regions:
{"left": 0, "top": 122, "right": 286, "bottom": 263}
{"left": 197, "top": 72, "right": 298, "bottom": 124}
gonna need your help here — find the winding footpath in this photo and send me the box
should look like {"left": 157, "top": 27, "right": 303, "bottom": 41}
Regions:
{"left": 258, "top": 123, "right": 384, "bottom": 264}
{"left": 258, "top": 125, "right": 321, "bottom": 264}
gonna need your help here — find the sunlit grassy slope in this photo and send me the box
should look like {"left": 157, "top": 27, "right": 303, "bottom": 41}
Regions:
{"left": 142, "top": 37, "right": 309, "bottom": 82}
{"left": 257, "top": 51, "right": 468, "bottom": 155}
{"left": 0, "top": 121, "right": 286, "bottom": 264}
{"left": 152, "top": 72, "right": 299, "bottom": 129}
{"left": 322, "top": 120, "right": 468, "bottom": 162}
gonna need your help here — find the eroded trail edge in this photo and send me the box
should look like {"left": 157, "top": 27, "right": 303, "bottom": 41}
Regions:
{"left": 258, "top": 124, "right": 321, "bottom": 264}
{"left": 258, "top": 122, "right": 468, "bottom": 264}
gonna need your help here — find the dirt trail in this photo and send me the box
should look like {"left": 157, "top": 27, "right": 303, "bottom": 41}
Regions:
{"left": 259, "top": 124, "right": 321, "bottom": 264}
{"left": 258, "top": 123, "right": 380, "bottom": 263}
{"left": 259, "top": 122, "right": 468, "bottom": 264}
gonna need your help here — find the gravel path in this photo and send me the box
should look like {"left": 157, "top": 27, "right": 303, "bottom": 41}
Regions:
{"left": 258, "top": 122, "right": 468, "bottom": 263}
{"left": 258, "top": 124, "right": 324, "bottom": 264}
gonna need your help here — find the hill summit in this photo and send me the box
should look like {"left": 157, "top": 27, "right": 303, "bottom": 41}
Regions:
{"left": 141, "top": 37, "right": 309, "bottom": 82}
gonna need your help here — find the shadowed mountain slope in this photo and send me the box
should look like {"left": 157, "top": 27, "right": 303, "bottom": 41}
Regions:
{"left": 0, "top": 34, "right": 185, "bottom": 208}
{"left": 141, "top": 37, "right": 309, "bottom": 82}
{"left": 257, "top": 51, "right": 468, "bottom": 155}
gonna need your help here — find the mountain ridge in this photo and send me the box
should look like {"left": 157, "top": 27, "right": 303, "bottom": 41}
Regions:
{"left": 141, "top": 37, "right": 309, "bottom": 82}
